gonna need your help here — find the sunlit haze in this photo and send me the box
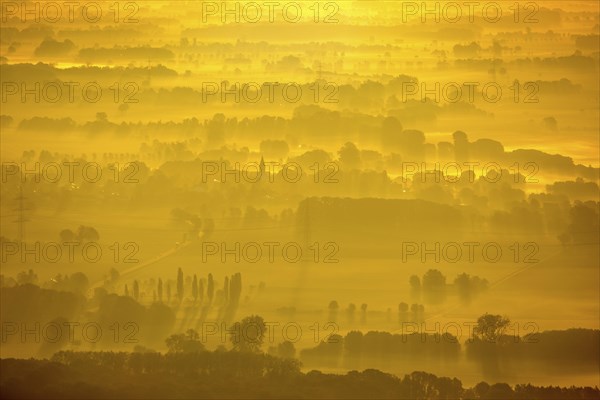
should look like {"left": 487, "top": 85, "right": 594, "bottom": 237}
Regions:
{"left": 1, "top": 1, "right": 599, "bottom": 399}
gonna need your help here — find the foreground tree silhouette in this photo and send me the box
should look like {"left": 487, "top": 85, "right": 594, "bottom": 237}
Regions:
{"left": 277, "top": 340, "right": 296, "bottom": 359}
{"left": 467, "top": 313, "right": 512, "bottom": 379}
{"left": 16, "top": 269, "right": 38, "bottom": 285}
{"left": 230, "top": 315, "right": 266, "bottom": 353}
{"left": 474, "top": 313, "right": 510, "bottom": 342}
{"left": 5, "top": 351, "right": 598, "bottom": 399}
{"left": 165, "top": 329, "right": 205, "bottom": 353}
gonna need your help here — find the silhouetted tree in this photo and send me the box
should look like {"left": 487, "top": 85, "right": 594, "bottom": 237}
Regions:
{"left": 398, "top": 302, "right": 409, "bottom": 323}
{"left": 338, "top": 142, "right": 361, "bottom": 170}
{"left": 277, "top": 340, "right": 296, "bottom": 359}
{"left": 77, "top": 225, "right": 100, "bottom": 242}
{"left": 133, "top": 280, "right": 139, "bottom": 301}
{"left": 177, "top": 268, "right": 184, "bottom": 301}
{"left": 157, "top": 278, "right": 163, "bottom": 302}
{"left": 59, "top": 229, "right": 76, "bottom": 242}
{"left": 207, "top": 273, "right": 214, "bottom": 304}
{"left": 223, "top": 276, "right": 229, "bottom": 303}
{"left": 360, "top": 303, "right": 367, "bottom": 325}
{"left": 346, "top": 303, "right": 356, "bottom": 324}
{"left": 230, "top": 315, "right": 266, "bottom": 353}
{"left": 192, "top": 275, "right": 198, "bottom": 302}
{"left": 487, "top": 382, "right": 514, "bottom": 399}
{"left": 16, "top": 270, "right": 38, "bottom": 285}
{"left": 453, "top": 130, "right": 469, "bottom": 161}
{"left": 328, "top": 300, "right": 339, "bottom": 322}
{"left": 224, "top": 273, "right": 242, "bottom": 322}
{"left": 409, "top": 275, "right": 421, "bottom": 300}
{"left": 199, "top": 279, "right": 204, "bottom": 303}
{"left": 473, "top": 314, "right": 510, "bottom": 342}
{"left": 455, "top": 273, "right": 488, "bottom": 305}
{"left": 422, "top": 269, "right": 446, "bottom": 304}
{"left": 165, "top": 329, "right": 205, "bottom": 353}
{"left": 474, "top": 381, "right": 491, "bottom": 398}
{"left": 467, "top": 314, "right": 511, "bottom": 378}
